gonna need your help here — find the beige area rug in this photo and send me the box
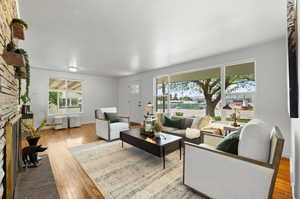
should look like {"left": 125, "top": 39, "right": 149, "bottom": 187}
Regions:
{"left": 69, "top": 141, "right": 208, "bottom": 199}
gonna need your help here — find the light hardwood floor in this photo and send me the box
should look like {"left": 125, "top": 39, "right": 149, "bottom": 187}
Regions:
{"left": 22, "top": 123, "right": 292, "bottom": 199}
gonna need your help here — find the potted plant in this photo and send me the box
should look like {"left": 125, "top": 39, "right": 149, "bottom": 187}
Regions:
{"left": 153, "top": 120, "right": 163, "bottom": 138}
{"left": 11, "top": 18, "right": 28, "bottom": 40}
{"left": 20, "top": 94, "right": 31, "bottom": 114}
{"left": 22, "top": 118, "right": 61, "bottom": 146}
{"left": 2, "top": 42, "right": 26, "bottom": 67}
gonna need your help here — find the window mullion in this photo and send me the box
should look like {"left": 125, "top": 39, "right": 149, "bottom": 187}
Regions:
{"left": 221, "top": 66, "right": 226, "bottom": 121}
{"left": 167, "top": 76, "right": 171, "bottom": 115}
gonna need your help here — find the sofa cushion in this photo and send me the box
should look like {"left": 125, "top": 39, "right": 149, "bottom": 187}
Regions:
{"left": 104, "top": 112, "right": 121, "bottom": 123}
{"left": 238, "top": 119, "right": 272, "bottom": 162}
{"left": 172, "top": 129, "right": 186, "bottom": 136}
{"left": 156, "top": 112, "right": 165, "bottom": 125}
{"left": 186, "top": 128, "right": 201, "bottom": 139}
{"left": 164, "top": 116, "right": 183, "bottom": 129}
{"left": 110, "top": 122, "right": 129, "bottom": 134}
{"left": 183, "top": 118, "right": 194, "bottom": 129}
{"left": 162, "top": 126, "right": 178, "bottom": 133}
{"left": 191, "top": 116, "right": 211, "bottom": 129}
{"left": 216, "top": 129, "right": 241, "bottom": 155}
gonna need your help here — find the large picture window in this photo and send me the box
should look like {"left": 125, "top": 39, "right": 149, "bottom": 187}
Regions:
{"left": 155, "top": 62, "right": 255, "bottom": 122}
{"left": 48, "top": 78, "right": 83, "bottom": 115}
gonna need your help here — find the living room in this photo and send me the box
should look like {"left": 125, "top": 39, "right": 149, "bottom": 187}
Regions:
{"left": 0, "top": 0, "right": 299, "bottom": 199}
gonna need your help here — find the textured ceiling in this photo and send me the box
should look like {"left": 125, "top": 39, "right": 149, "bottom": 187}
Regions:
{"left": 19, "top": 0, "right": 286, "bottom": 77}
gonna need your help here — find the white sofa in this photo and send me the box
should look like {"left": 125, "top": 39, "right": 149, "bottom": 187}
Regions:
{"left": 184, "top": 119, "right": 284, "bottom": 199}
{"left": 95, "top": 107, "right": 129, "bottom": 141}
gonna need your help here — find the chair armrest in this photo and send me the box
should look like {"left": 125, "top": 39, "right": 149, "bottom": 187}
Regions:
{"left": 119, "top": 116, "right": 130, "bottom": 123}
{"left": 184, "top": 142, "right": 274, "bottom": 199}
{"left": 185, "top": 142, "right": 272, "bottom": 167}
{"left": 96, "top": 118, "right": 111, "bottom": 123}
{"left": 96, "top": 119, "right": 110, "bottom": 140}
{"left": 200, "top": 131, "right": 224, "bottom": 145}
{"left": 200, "top": 131, "right": 224, "bottom": 138}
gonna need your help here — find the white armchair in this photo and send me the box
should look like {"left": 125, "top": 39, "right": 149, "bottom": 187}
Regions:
{"left": 95, "top": 107, "right": 129, "bottom": 141}
{"left": 184, "top": 120, "right": 284, "bottom": 199}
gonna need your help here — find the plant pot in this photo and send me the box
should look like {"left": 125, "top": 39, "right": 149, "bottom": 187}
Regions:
{"left": 154, "top": 132, "right": 161, "bottom": 138}
{"left": 2, "top": 50, "right": 26, "bottom": 67}
{"left": 26, "top": 136, "right": 40, "bottom": 146}
{"left": 15, "top": 66, "right": 27, "bottom": 79}
{"left": 21, "top": 105, "right": 30, "bottom": 114}
{"left": 12, "top": 22, "right": 25, "bottom": 40}
{"left": 15, "top": 71, "right": 26, "bottom": 79}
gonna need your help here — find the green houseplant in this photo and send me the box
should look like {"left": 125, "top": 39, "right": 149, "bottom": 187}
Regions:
{"left": 22, "top": 118, "right": 61, "bottom": 146}
{"left": 6, "top": 42, "right": 31, "bottom": 106}
{"left": 15, "top": 48, "right": 31, "bottom": 99}
{"left": 21, "top": 94, "right": 31, "bottom": 114}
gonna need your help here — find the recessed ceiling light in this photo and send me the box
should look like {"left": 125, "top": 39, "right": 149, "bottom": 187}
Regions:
{"left": 68, "top": 66, "right": 78, "bottom": 72}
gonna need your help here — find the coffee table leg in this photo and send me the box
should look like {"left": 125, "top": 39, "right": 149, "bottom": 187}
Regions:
{"left": 179, "top": 141, "right": 182, "bottom": 160}
{"left": 163, "top": 147, "right": 165, "bottom": 169}
{"left": 122, "top": 140, "right": 123, "bottom": 148}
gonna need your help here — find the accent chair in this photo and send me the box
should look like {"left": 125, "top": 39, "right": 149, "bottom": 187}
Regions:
{"left": 95, "top": 107, "right": 129, "bottom": 141}
{"left": 183, "top": 119, "right": 284, "bottom": 199}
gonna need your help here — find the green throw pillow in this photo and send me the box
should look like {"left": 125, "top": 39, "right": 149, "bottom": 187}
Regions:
{"left": 164, "top": 116, "right": 183, "bottom": 129}
{"left": 171, "top": 116, "right": 186, "bottom": 129}
{"left": 216, "top": 129, "right": 241, "bottom": 155}
{"left": 104, "top": 112, "right": 121, "bottom": 123}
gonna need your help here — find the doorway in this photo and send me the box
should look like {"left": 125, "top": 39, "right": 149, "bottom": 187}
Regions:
{"left": 128, "top": 80, "right": 143, "bottom": 123}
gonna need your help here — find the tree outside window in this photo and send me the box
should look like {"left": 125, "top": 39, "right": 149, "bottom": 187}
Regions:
{"left": 155, "top": 62, "right": 255, "bottom": 122}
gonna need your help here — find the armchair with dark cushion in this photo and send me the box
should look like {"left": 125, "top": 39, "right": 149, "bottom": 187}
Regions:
{"left": 95, "top": 107, "right": 129, "bottom": 141}
{"left": 184, "top": 119, "right": 284, "bottom": 199}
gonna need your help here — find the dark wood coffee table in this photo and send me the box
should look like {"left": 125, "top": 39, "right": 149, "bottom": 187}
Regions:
{"left": 120, "top": 129, "right": 182, "bottom": 169}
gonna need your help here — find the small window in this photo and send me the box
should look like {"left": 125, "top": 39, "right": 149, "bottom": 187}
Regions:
{"left": 48, "top": 78, "right": 83, "bottom": 115}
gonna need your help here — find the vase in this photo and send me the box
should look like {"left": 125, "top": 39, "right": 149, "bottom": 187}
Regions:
{"left": 154, "top": 132, "right": 161, "bottom": 138}
{"left": 26, "top": 136, "right": 40, "bottom": 146}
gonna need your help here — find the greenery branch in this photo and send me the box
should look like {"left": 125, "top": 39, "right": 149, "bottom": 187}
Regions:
{"left": 22, "top": 117, "right": 62, "bottom": 138}
{"left": 6, "top": 42, "right": 31, "bottom": 99}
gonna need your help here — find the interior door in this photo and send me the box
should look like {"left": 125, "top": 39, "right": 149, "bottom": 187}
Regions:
{"left": 128, "top": 80, "right": 143, "bottom": 123}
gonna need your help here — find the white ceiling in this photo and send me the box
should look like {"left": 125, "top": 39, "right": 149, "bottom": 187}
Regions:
{"left": 19, "top": 0, "right": 286, "bottom": 77}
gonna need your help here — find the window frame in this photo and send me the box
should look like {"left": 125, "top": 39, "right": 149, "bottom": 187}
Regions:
{"left": 48, "top": 77, "right": 84, "bottom": 116}
{"left": 153, "top": 59, "right": 256, "bottom": 121}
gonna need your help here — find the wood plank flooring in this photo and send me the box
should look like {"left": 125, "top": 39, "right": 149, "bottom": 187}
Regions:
{"left": 21, "top": 123, "right": 292, "bottom": 199}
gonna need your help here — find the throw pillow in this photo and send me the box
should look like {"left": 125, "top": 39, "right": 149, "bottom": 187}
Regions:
{"left": 164, "top": 116, "right": 183, "bottom": 129}
{"left": 104, "top": 112, "right": 121, "bottom": 123}
{"left": 171, "top": 116, "right": 187, "bottom": 129}
{"left": 216, "top": 129, "right": 241, "bottom": 155}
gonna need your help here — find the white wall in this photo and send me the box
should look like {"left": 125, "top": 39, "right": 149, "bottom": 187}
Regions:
{"left": 290, "top": 4, "right": 300, "bottom": 198}
{"left": 30, "top": 68, "right": 118, "bottom": 126}
{"left": 291, "top": 119, "right": 299, "bottom": 199}
{"left": 118, "top": 38, "right": 291, "bottom": 157}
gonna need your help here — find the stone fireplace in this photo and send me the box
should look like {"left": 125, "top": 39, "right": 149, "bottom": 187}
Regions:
{"left": 3, "top": 114, "right": 22, "bottom": 199}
